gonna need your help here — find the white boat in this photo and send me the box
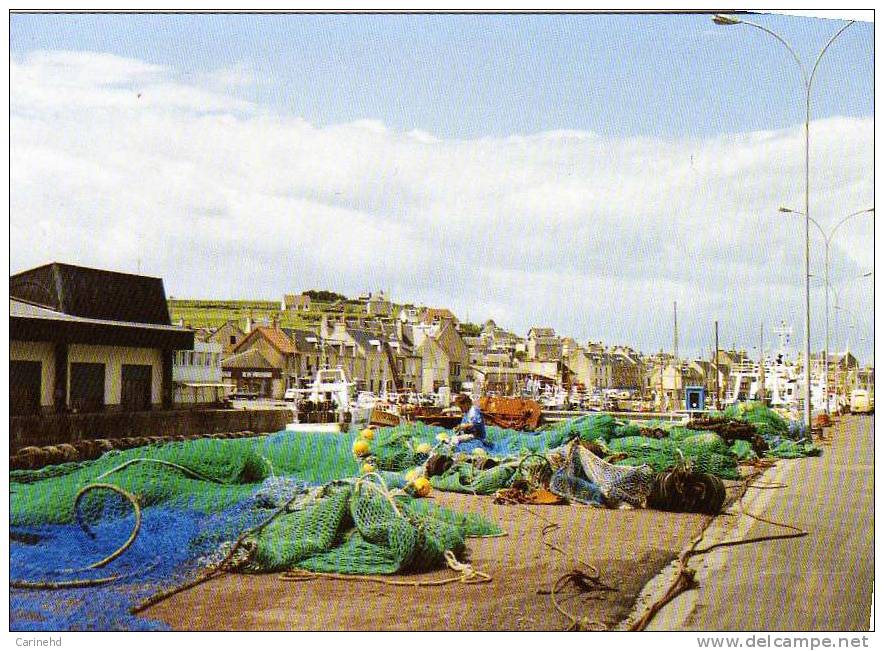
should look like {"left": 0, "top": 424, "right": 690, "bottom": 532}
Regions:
{"left": 285, "top": 368, "right": 367, "bottom": 433}
{"left": 539, "top": 385, "right": 568, "bottom": 409}
{"left": 723, "top": 323, "right": 828, "bottom": 413}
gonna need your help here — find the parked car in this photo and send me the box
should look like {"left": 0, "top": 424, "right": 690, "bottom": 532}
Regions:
{"left": 850, "top": 389, "right": 873, "bottom": 414}
{"left": 230, "top": 390, "right": 259, "bottom": 400}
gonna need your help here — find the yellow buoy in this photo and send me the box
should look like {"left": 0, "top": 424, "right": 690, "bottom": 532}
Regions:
{"left": 435, "top": 433, "right": 450, "bottom": 443}
{"left": 405, "top": 468, "right": 421, "bottom": 483}
{"left": 415, "top": 442, "right": 432, "bottom": 455}
{"left": 360, "top": 428, "right": 375, "bottom": 441}
{"left": 352, "top": 439, "right": 371, "bottom": 457}
{"left": 412, "top": 477, "right": 431, "bottom": 497}
{"left": 361, "top": 462, "right": 376, "bottom": 474}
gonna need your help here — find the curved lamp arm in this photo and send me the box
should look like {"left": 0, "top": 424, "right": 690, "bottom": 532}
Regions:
{"left": 827, "top": 208, "right": 874, "bottom": 244}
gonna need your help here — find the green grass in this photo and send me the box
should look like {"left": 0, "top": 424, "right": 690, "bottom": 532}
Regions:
{"left": 168, "top": 297, "right": 412, "bottom": 330}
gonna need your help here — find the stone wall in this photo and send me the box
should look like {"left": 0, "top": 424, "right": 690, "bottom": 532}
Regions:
{"left": 9, "top": 408, "right": 292, "bottom": 453}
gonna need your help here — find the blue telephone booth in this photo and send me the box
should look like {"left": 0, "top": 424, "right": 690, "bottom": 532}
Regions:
{"left": 685, "top": 386, "right": 706, "bottom": 411}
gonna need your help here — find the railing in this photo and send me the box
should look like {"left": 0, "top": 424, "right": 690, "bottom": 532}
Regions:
{"left": 540, "top": 409, "right": 690, "bottom": 423}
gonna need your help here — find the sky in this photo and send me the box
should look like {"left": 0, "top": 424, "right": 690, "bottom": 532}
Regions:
{"left": 9, "top": 12, "right": 875, "bottom": 363}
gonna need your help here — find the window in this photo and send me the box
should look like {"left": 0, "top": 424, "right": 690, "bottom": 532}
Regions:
{"left": 230, "top": 335, "right": 236, "bottom": 345}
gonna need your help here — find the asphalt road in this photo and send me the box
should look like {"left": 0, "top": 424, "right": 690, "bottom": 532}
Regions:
{"left": 647, "top": 415, "right": 874, "bottom": 631}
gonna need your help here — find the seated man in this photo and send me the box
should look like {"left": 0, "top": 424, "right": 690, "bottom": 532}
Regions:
{"left": 450, "top": 393, "right": 488, "bottom": 448}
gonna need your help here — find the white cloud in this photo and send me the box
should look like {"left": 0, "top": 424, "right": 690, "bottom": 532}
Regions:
{"left": 10, "top": 50, "right": 874, "bottom": 360}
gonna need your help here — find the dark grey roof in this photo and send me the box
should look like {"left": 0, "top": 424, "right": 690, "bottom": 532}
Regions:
{"left": 10, "top": 299, "right": 188, "bottom": 333}
{"left": 348, "top": 328, "right": 384, "bottom": 349}
{"left": 11, "top": 262, "right": 173, "bottom": 325}
{"left": 11, "top": 298, "right": 194, "bottom": 349}
{"left": 282, "top": 328, "right": 321, "bottom": 353}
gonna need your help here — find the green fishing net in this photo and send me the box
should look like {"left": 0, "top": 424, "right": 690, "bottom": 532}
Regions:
{"left": 243, "top": 480, "right": 502, "bottom": 575}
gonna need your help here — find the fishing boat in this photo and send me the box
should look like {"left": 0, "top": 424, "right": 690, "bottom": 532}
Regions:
{"left": 285, "top": 368, "right": 365, "bottom": 433}
{"left": 723, "top": 322, "right": 828, "bottom": 413}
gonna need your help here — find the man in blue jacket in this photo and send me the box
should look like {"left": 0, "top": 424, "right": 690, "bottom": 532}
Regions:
{"left": 450, "top": 393, "right": 488, "bottom": 449}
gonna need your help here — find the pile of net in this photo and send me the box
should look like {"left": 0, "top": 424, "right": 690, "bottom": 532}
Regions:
{"left": 10, "top": 406, "right": 809, "bottom": 630}
{"left": 9, "top": 431, "right": 501, "bottom": 631}
{"left": 243, "top": 476, "right": 500, "bottom": 575}
{"left": 548, "top": 441, "right": 655, "bottom": 507}
{"left": 716, "top": 402, "right": 821, "bottom": 459}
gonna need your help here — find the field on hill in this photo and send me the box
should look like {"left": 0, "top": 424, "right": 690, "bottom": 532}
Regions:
{"left": 167, "top": 299, "right": 370, "bottom": 330}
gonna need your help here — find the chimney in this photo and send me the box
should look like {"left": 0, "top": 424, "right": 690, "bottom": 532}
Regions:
{"left": 244, "top": 314, "right": 254, "bottom": 334}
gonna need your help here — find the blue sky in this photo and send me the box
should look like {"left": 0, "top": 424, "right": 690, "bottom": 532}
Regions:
{"left": 10, "top": 12, "right": 873, "bottom": 139}
{"left": 9, "top": 12, "right": 875, "bottom": 363}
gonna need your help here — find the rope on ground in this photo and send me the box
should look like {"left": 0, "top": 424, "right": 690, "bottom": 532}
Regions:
{"left": 746, "top": 480, "right": 788, "bottom": 489}
{"left": 129, "top": 483, "right": 319, "bottom": 615}
{"left": 629, "top": 468, "right": 807, "bottom": 631}
{"left": 10, "top": 575, "right": 125, "bottom": 590}
{"left": 279, "top": 549, "right": 492, "bottom": 587}
{"left": 519, "top": 505, "right": 603, "bottom": 577}
{"left": 95, "top": 457, "right": 230, "bottom": 484}
{"left": 550, "top": 571, "right": 613, "bottom": 632}
{"left": 10, "top": 484, "right": 143, "bottom": 590}
{"left": 73, "top": 483, "right": 142, "bottom": 568}
{"left": 517, "top": 503, "right": 615, "bottom": 630}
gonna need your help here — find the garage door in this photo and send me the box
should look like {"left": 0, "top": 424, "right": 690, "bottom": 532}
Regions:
{"left": 70, "top": 363, "right": 106, "bottom": 413}
{"left": 121, "top": 364, "right": 153, "bottom": 411}
{"left": 11, "top": 360, "right": 42, "bottom": 416}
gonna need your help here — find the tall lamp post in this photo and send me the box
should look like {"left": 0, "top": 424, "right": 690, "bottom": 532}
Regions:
{"left": 832, "top": 272, "right": 872, "bottom": 408}
{"left": 778, "top": 207, "right": 874, "bottom": 413}
{"left": 713, "top": 13, "right": 855, "bottom": 430}
{"left": 834, "top": 305, "right": 863, "bottom": 400}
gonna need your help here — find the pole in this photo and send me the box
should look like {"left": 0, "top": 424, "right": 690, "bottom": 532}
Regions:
{"left": 803, "top": 87, "right": 812, "bottom": 429}
{"left": 714, "top": 320, "right": 721, "bottom": 410}
{"left": 824, "top": 241, "right": 830, "bottom": 414}
{"left": 712, "top": 15, "right": 855, "bottom": 431}
{"left": 673, "top": 301, "right": 679, "bottom": 361}
{"left": 759, "top": 322, "right": 766, "bottom": 403}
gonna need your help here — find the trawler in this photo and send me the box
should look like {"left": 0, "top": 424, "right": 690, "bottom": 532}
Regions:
{"left": 723, "top": 322, "right": 828, "bottom": 413}
{"left": 284, "top": 368, "right": 365, "bottom": 433}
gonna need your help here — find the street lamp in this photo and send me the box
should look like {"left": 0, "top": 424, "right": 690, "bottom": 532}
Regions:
{"left": 832, "top": 272, "right": 871, "bottom": 407}
{"left": 834, "top": 305, "right": 862, "bottom": 401}
{"left": 778, "top": 206, "right": 874, "bottom": 413}
{"left": 713, "top": 14, "right": 855, "bottom": 429}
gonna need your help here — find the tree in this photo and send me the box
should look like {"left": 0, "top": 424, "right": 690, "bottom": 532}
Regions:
{"left": 303, "top": 290, "right": 348, "bottom": 302}
{"left": 457, "top": 322, "right": 482, "bottom": 337}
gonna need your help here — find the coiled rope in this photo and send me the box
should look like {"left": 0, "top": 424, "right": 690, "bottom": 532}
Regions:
{"left": 628, "top": 467, "right": 808, "bottom": 631}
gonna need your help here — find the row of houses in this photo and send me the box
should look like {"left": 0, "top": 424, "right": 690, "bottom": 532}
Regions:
{"left": 210, "top": 313, "right": 470, "bottom": 399}
{"left": 14, "top": 262, "right": 866, "bottom": 416}
{"left": 280, "top": 290, "right": 393, "bottom": 316}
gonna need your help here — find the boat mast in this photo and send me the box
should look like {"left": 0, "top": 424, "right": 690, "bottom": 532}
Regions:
{"left": 758, "top": 322, "right": 766, "bottom": 403}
